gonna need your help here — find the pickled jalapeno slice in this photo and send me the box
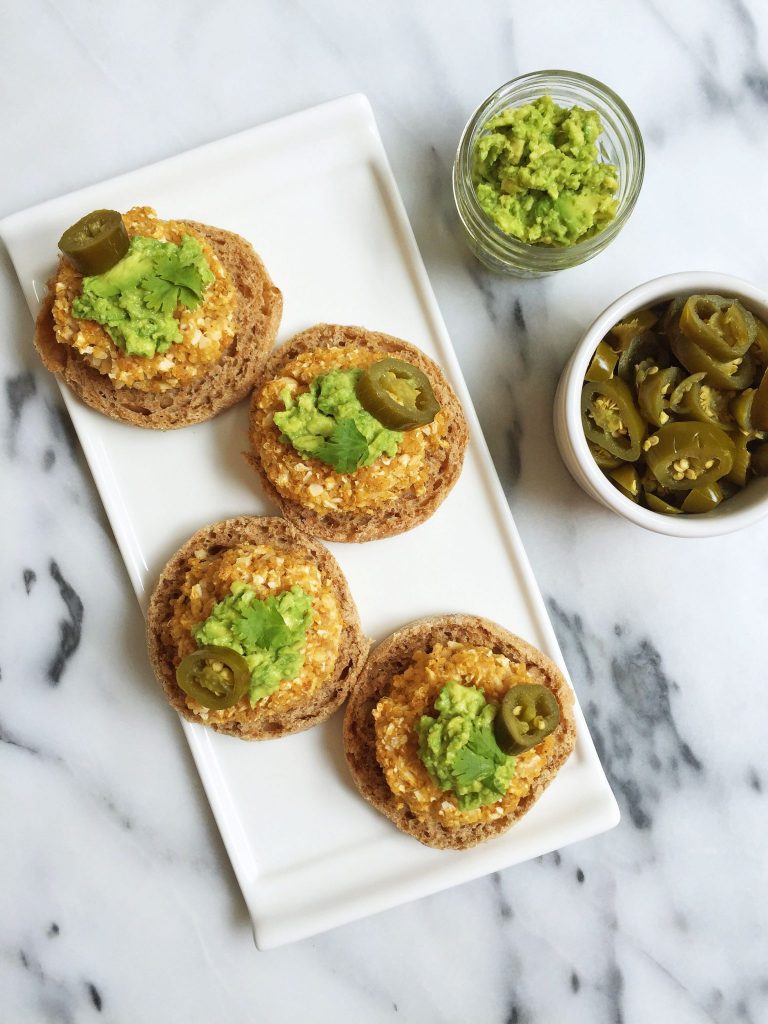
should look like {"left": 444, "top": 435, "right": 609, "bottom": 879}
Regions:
{"left": 584, "top": 340, "right": 619, "bottom": 382}
{"left": 616, "top": 331, "right": 669, "bottom": 383}
{"left": 669, "top": 372, "right": 706, "bottom": 414}
{"left": 645, "top": 491, "right": 683, "bottom": 515}
{"left": 726, "top": 435, "right": 751, "bottom": 487}
{"left": 58, "top": 209, "right": 130, "bottom": 275}
{"left": 681, "top": 482, "right": 724, "bottom": 514}
{"left": 609, "top": 308, "right": 659, "bottom": 351}
{"left": 679, "top": 295, "right": 756, "bottom": 361}
{"left": 671, "top": 330, "right": 756, "bottom": 391}
{"left": 731, "top": 388, "right": 756, "bottom": 433}
{"left": 494, "top": 684, "right": 561, "bottom": 755}
{"left": 609, "top": 463, "right": 640, "bottom": 501}
{"left": 660, "top": 296, "right": 685, "bottom": 338}
{"left": 637, "top": 366, "right": 682, "bottom": 427}
{"left": 645, "top": 421, "right": 735, "bottom": 491}
{"left": 587, "top": 441, "right": 624, "bottom": 470}
{"left": 581, "top": 378, "right": 645, "bottom": 461}
{"left": 356, "top": 358, "right": 439, "bottom": 430}
{"left": 176, "top": 646, "right": 250, "bottom": 710}
{"left": 672, "top": 379, "right": 733, "bottom": 429}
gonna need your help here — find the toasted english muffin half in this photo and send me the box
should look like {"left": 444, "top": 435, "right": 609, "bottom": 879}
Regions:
{"left": 146, "top": 516, "right": 368, "bottom": 739}
{"left": 34, "top": 209, "right": 282, "bottom": 429}
{"left": 246, "top": 324, "right": 469, "bottom": 541}
{"left": 343, "top": 615, "right": 576, "bottom": 849}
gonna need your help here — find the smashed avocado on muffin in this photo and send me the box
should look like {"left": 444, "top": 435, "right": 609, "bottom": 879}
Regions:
{"left": 344, "top": 616, "right": 576, "bottom": 849}
{"left": 34, "top": 206, "right": 282, "bottom": 429}
{"left": 147, "top": 517, "right": 368, "bottom": 740}
{"left": 53, "top": 207, "right": 236, "bottom": 392}
{"left": 248, "top": 324, "right": 469, "bottom": 542}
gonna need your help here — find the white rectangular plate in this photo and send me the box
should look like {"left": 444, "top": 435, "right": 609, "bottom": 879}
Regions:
{"left": 1, "top": 95, "right": 619, "bottom": 949}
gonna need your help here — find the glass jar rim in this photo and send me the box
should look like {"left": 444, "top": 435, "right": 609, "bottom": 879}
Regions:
{"left": 453, "top": 70, "right": 645, "bottom": 271}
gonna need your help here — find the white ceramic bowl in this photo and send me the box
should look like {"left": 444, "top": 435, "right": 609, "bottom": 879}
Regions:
{"left": 554, "top": 272, "right": 768, "bottom": 537}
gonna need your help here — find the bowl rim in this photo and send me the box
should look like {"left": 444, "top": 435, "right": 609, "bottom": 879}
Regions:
{"left": 562, "top": 271, "right": 768, "bottom": 537}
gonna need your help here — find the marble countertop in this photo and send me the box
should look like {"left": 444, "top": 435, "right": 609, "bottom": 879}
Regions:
{"left": 3, "top": 2, "right": 767, "bottom": 1021}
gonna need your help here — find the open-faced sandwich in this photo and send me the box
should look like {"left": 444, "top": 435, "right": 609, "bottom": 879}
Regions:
{"left": 247, "top": 324, "right": 469, "bottom": 541}
{"left": 344, "top": 615, "right": 576, "bottom": 849}
{"left": 33, "top": 206, "right": 282, "bottom": 428}
{"left": 146, "top": 516, "right": 368, "bottom": 739}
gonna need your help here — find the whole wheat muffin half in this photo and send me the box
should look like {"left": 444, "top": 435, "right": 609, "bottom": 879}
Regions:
{"left": 246, "top": 324, "right": 469, "bottom": 541}
{"left": 146, "top": 516, "right": 368, "bottom": 739}
{"left": 34, "top": 206, "right": 282, "bottom": 429}
{"left": 343, "top": 615, "right": 576, "bottom": 850}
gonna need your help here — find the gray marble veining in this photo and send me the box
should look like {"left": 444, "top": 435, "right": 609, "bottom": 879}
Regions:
{"left": 2, "top": 1, "right": 768, "bottom": 1021}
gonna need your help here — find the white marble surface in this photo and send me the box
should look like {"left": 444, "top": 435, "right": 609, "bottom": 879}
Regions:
{"left": 2, "top": 1, "right": 767, "bottom": 1021}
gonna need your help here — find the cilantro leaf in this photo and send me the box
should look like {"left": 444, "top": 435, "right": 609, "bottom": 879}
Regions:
{"left": 142, "top": 275, "right": 180, "bottom": 316}
{"left": 452, "top": 746, "right": 496, "bottom": 787}
{"left": 153, "top": 251, "right": 205, "bottom": 301}
{"left": 236, "top": 600, "right": 292, "bottom": 650}
{"left": 468, "top": 721, "right": 507, "bottom": 765}
{"left": 448, "top": 722, "right": 506, "bottom": 787}
{"left": 313, "top": 419, "right": 369, "bottom": 473}
{"left": 141, "top": 240, "right": 210, "bottom": 315}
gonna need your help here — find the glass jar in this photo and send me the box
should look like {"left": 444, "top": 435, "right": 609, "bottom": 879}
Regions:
{"left": 453, "top": 70, "right": 645, "bottom": 277}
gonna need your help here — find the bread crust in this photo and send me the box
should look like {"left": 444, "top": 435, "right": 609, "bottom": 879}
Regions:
{"left": 343, "top": 615, "right": 576, "bottom": 850}
{"left": 33, "top": 221, "right": 282, "bottom": 429}
{"left": 146, "top": 516, "right": 369, "bottom": 739}
{"left": 247, "top": 324, "right": 469, "bottom": 541}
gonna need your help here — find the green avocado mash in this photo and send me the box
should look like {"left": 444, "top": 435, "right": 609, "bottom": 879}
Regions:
{"left": 472, "top": 94, "right": 619, "bottom": 247}
{"left": 274, "top": 369, "right": 402, "bottom": 473}
{"left": 416, "top": 681, "right": 515, "bottom": 811}
{"left": 72, "top": 234, "right": 214, "bottom": 358}
{"left": 192, "top": 581, "right": 312, "bottom": 705}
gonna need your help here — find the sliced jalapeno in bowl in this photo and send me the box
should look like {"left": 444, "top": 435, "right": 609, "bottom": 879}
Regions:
{"left": 679, "top": 294, "right": 756, "bottom": 361}
{"left": 581, "top": 378, "right": 645, "bottom": 461}
{"left": 561, "top": 278, "right": 768, "bottom": 533}
{"left": 645, "top": 421, "right": 734, "bottom": 491}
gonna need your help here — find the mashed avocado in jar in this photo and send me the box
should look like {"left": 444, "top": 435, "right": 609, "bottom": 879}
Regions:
{"left": 472, "top": 94, "right": 619, "bottom": 247}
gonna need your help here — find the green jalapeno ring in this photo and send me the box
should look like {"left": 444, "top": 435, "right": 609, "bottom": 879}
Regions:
{"left": 671, "top": 330, "right": 756, "bottom": 391}
{"left": 582, "top": 378, "right": 646, "bottom": 463}
{"left": 356, "top": 358, "right": 440, "bottom": 431}
{"left": 616, "top": 331, "right": 670, "bottom": 383}
{"left": 609, "top": 309, "right": 659, "bottom": 352}
{"left": 679, "top": 294, "right": 756, "bottom": 361}
{"left": 176, "top": 646, "right": 251, "bottom": 710}
{"left": 58, "top": 209, "right": 130, "bottom": 276}
{"left": 645, "top": 421, "right": 735, "bottom": 491}
{"left": 494, "top": 684, "right": 561, "bottom": 756}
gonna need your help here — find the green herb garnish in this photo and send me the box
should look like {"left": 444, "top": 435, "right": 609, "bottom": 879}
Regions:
{"left": 313, "top": 419, "right": 369, "bottom": 473}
